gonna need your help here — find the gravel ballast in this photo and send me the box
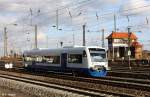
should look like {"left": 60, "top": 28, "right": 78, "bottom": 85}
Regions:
{"left": 0, "top": 77, "right": 88, "bottom": 97}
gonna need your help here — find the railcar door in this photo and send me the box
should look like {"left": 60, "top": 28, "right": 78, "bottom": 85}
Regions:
{"left": 61, "top": 53, "right": 67, "bottom": 69}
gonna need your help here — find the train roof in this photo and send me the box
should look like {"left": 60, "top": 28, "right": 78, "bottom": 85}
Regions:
{"left": 23, "top": 46, "right": 105, "bottom": 56}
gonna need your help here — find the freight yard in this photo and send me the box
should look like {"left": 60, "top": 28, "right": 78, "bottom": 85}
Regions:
{"left": 0, "top": 0, "right": 150, "bottom": 97}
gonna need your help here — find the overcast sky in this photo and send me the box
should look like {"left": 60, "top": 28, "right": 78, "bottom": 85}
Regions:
{"left": 0, "top": 0, "right": 150, "bottom": 56}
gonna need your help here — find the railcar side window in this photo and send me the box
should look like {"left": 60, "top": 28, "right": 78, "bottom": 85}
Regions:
{"left": 36, "top": 56, "right": 43, "bottom": 62}
{"left": 68, "top": 54, "right": 82, "bottom": 63}
{"left": 43, "top": 56, "right": 60, "bottom": 64}
{"left": 25, "top": 56, "right": 33, "bottom": 61}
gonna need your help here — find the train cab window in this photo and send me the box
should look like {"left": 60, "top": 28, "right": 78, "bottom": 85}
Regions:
{"left": 68, "top": 54, "right": 82, "bottom": 63}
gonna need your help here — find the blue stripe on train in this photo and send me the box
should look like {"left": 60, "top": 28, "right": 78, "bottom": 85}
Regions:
{"left": 79, "top": 68, "right": 107, "bottom": 77}
{"left": 26, "top": 65, "right": 107, "bottom": 77}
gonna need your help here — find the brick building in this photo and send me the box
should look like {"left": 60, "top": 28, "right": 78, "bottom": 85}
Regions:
{"left": 107, "top": 32, "right": 142, "bottom": 60}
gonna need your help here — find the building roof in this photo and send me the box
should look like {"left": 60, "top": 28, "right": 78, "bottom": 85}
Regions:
{"left": 106, "top": 32, "right": 137, "bottom": 39}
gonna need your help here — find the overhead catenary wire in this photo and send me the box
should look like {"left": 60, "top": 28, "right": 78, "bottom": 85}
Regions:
{"left": 14, "top": 0, "right": 150, "bottom": 30}
{"left": 26, "top": 0, "right": 94, "bottom": 19}
{"left": 57, "top": 3, "right": 150, "bottom": 29}
{"left": 4, "top": 1, "right": 150, "bottom": 41}
{"left": 14, "top": 0, "right": 94, "bottom": 28}
{"left": 7, "top": 0, "right": 150, "bottom": 25}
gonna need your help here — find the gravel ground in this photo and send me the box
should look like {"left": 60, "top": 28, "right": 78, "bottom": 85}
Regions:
{"left": 0, "top": 86, "right": 34, "bottom": 97}
{"left": 0, "top": 77, "right": 89, "bottom": 97}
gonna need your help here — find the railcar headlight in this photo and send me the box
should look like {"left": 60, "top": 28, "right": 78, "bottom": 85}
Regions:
{"left": 24, "top": 63, "right": 28, "bottom": 67}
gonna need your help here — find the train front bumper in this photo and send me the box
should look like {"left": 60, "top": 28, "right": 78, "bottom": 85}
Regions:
{"left": 88, "top": 68, "right": 107, "bottom": 77}
{"left": 80, "top": 67, "right": 107, "bottom": 77}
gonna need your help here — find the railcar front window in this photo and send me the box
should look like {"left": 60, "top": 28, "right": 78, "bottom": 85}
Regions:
{"left": 24, "top": 56, "right": 34, "bottom": 62}
{"left": 89, "top": 48, "right": 106, "bottom": 62}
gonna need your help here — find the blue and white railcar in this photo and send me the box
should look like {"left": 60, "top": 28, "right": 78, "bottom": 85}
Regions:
{"left": 23, "top": 46, "right": 108, "bottom": 77}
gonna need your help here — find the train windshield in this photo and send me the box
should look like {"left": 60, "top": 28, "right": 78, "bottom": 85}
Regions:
{"left": 89, "top": 48, "right": 106, "bottom": 62}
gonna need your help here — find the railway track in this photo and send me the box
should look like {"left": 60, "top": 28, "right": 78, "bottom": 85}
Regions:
{"left": 0, "top": 74, "right": 111, "bottom": 97}
{"left": 111, "top": 67, "right": 150, "bottom": 71}
{"left": 0, "top": 70, "right": 133, "bottom": 97}
{"left": 0, "top": 69, "right": 150, "bottom": 96}
{"left": 108, "top": 71, "right": 150, "bottom": 79}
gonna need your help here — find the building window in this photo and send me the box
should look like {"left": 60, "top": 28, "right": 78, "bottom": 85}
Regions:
{"left": 68, "top": 54, "right": 82, "bottom": 63}
{"left": 113, "top": 39, "right": 128, "bottom": 44}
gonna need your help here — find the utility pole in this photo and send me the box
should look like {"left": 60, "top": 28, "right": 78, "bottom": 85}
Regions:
{"left": 112, "top": 14, "right": 117, "bottom": 61}
{"left": 4, "top": 27, "right": 7, "bottom": 56}
{"left": 128, "top": 27, "right": 131, "bottom": 70}
{"left": 46, "top": 36, "right": 49, "bottom": 48}
{"left": 102, "top": 29, "right": 105, "bottom": 48}
{"left": 71, "top": 16, "right": 75, "bottom": 46}
{"left": 67, "top": 8, "right": 75, "bottom": 46}
{"left": 3, "top": 24, "right": 17, "bottom": 56}
{"left": 73, "top": 32, "right": 75, "bottom": 46}
{"left": 114, "top": 14, "right": 117, "bottom": 32}
{"left": 83, "top": 24, "right": 86, "bottom": 46}
{"left": 30, "top": 8, "right": 33, "bottom": 26}
{"left": 35, "top": 25, "right": 38, "bottom": 49}
{"left": 56, "top": 9, "right": 59, "bottom": 30}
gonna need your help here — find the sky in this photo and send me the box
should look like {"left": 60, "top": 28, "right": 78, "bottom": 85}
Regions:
{"left": 0, "top": 0, "right": 150, "bottom": 56}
